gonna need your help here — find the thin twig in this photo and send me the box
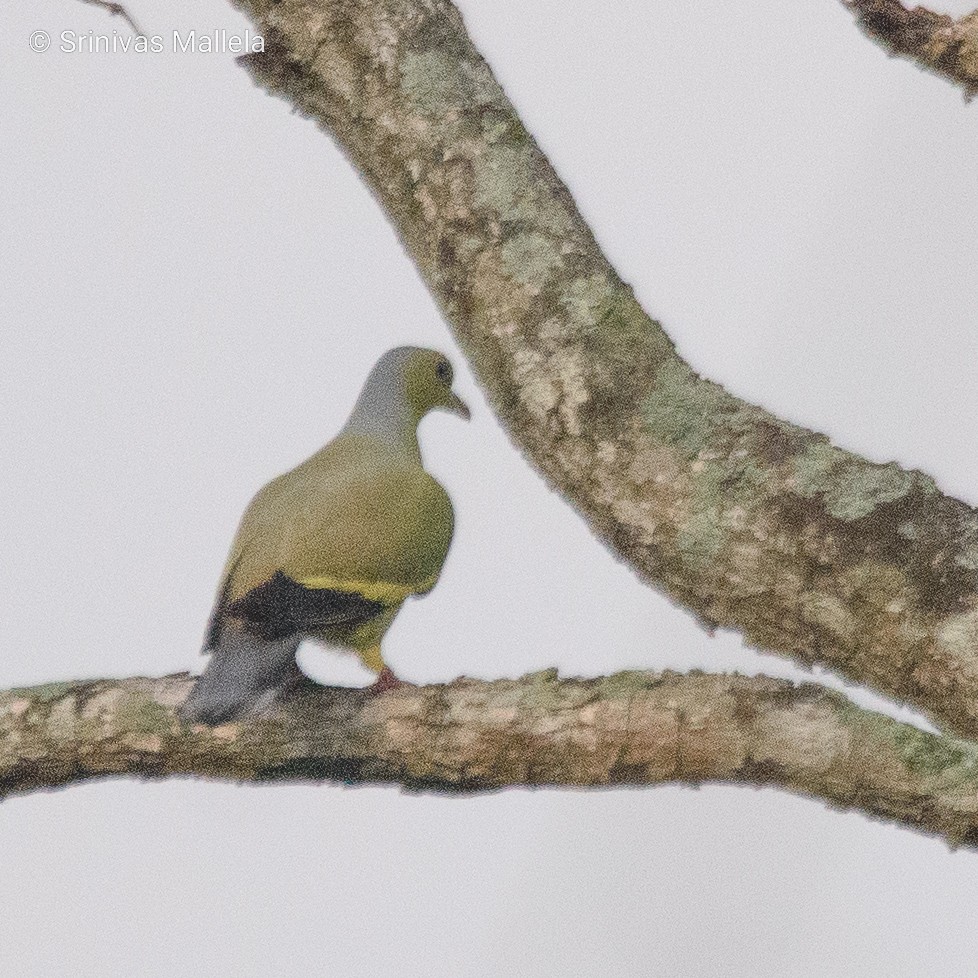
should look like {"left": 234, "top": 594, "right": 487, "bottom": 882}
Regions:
{"left": 77, "top": 0, "right": 144, "bottom": 37}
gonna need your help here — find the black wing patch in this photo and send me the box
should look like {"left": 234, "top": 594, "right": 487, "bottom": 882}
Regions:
{"left": 224, "top": 571, "right": 385, "bottom": 641}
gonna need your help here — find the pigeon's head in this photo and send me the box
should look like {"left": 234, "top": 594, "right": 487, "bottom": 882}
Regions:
{"left": 395, "top": 346, "right": 470, "bottom": 422}
{"left": 346, "top": 346, "right": 471, "bottom": 443}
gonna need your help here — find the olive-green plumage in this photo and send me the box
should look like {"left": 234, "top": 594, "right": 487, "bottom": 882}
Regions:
{"left": 180, "top": 346, "right": 469, "bottom": 725}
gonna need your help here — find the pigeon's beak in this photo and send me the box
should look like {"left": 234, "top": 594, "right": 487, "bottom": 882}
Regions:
{"left": 445, "top": 390, "right": 471, "bottom": 420}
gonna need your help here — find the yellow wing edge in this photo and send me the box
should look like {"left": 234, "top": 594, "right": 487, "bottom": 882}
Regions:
{"left": 296, "top": 574, "right": 439, "bottom": 605}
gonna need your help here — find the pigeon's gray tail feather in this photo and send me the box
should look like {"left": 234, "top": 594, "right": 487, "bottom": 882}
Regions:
{"left": 179, "top": 623, "right": 301, "bottom": 726}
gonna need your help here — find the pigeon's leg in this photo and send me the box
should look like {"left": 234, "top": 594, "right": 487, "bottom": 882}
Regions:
{"left": 359, "top": 644, "right": 409, "bottom": 694}
{"left": 370, "top": 667, "right": 407, "bottom": 694}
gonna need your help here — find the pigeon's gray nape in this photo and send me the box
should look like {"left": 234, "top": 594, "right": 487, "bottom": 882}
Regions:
{"left": 342, "top": 347, "right": 423, "bottom": 447}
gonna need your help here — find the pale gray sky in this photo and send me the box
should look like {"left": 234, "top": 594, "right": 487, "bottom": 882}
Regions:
{"left": 2, "top": 0, "right": 977, "bottom": 975}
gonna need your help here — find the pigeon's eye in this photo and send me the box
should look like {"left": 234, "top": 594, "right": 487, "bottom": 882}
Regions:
{"left": 435, "top": 359, "right": 452, "bottom": 384}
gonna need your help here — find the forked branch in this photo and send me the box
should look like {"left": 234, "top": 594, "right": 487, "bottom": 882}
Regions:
{"left": 222, "top": 0, "right": 978, "bottom": 736}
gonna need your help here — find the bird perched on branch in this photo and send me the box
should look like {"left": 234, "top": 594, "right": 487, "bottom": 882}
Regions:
{"left": 179, "top": 346, "right": 470, "bottom": 725}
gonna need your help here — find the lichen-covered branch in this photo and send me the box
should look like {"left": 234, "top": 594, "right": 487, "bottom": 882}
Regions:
{"left": 4, "top": 671, "right": 978, "bottom": 846}
{"left": 222, "top": 0, "right": 978, "bottom": 736}
{"left": 843, "top": 0, "right": 978, "bottom": 98}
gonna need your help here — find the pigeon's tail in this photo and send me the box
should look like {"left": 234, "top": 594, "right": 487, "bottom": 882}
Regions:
{"left": 178, "top": 622, "right": 301, "bottom": 726}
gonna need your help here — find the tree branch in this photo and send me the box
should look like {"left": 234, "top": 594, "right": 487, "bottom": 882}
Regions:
{"left": 3, "top": 671, "right": 978, "bottom": 847}
{"left": 843, "top": 0, "right": 978, "bottom": 98}
{"left": 219, "top": 0, "right": 978, "bottom": 737}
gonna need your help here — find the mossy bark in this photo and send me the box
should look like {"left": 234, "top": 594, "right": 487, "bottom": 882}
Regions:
{"left": 223, "top": 0, "right": 978, "bottom": 735}
{"left": 4, "top": 672, "right": 978, "bottom": 847}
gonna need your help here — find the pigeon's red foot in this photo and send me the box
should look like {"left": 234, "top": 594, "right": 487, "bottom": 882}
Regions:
{"left": 369, "top": 667, "right": 409, "bottom": 695}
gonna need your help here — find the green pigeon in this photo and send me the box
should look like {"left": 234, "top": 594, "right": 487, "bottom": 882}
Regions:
{"left": 179, "top": 346, "right": 469, "bottom": 725}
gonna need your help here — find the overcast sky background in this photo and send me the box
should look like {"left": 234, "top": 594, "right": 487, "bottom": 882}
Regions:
{"left": 2, "top": 0, "right": 978, "bottom": 975}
